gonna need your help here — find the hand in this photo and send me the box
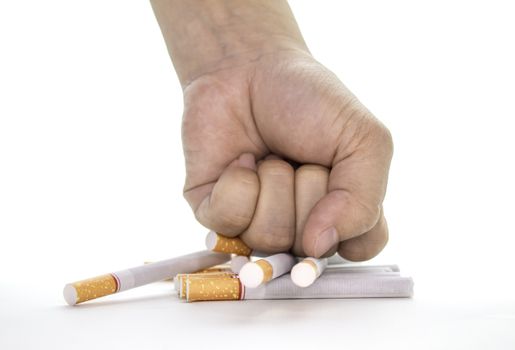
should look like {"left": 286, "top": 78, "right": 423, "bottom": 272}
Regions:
{"left": 151, "top": 0, "right": 393, "bottom": 260}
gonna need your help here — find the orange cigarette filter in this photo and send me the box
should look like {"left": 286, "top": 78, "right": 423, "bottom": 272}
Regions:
{"left": 185, "top": 273, "right": 243, "bottom": 302}
{"left": 175, "top": 271, "right": 236, "bottom": 299}
{"left": 65, "top": 274, "right": 119, "bottom": 305}
{"left": 205, "top": 231, "right": 252, "bottom": 256}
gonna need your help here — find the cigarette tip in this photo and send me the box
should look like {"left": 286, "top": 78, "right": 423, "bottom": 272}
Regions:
{"left": 239, "top": 262, "right": 264, "bottom": 288}
{"left": 291, "top": 262, "right": 317, "bottom": 288}
{"left": 205, "top": 230, "right": 216, "bottom": 250}
{"left": 63, "top": 284, "right": 78, "bottom": 306}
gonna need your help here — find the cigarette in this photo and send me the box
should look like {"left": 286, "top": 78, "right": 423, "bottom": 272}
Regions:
{"left": 185, "top": 273, "right": 243, "bottom": 302}
{"left": 63, "top": 250, "right": 230, "bottom": 305}
{"left": 184, "top": 271, "right": 414, "bottom": 302}
{"left": 326, "top": 255, "right": 400, "bottom": 272}
{"left": 142, "top": 263, "right": 230, "bottom": 282}
{"left": 175, "top": 270, "right": 234, "bottom": 298}
{"left": 291, "top": 257, "right": 328, "bottom": 287}
{"left": 239, "top": 253, "right": 296, "bottom": 288}
{"left": 145, "top": 261, "right": 230, "bottom": 271}
{"left": 205, "top": 231, "right": 252, "bottom": 256}
{"left": 244, "top": 273, "right": 414, "bottom": 300}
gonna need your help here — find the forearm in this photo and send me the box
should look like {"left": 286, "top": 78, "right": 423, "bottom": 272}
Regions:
{"left": 150, "top": 0, "right": 310, "bottom": 87}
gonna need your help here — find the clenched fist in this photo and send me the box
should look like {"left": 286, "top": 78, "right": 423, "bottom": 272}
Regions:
{"left": 152, "top": 0, "right": 393, "bottom": 260}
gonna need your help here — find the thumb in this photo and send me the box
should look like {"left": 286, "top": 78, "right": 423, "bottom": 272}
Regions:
{"left": 302, "top": 123, "right": 393, "bottom": 258}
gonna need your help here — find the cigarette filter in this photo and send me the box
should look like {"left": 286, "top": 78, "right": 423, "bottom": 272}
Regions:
{"left": 239, "top": 253, "right": 296, "bottom": 288}
{"left": 185, "top": 273, "right": 243, "bottom": 302}
{"left": 63, "top": 250, "right": 230, "bottom": 305}
{"left": 175, "top": 271, "right": 235, "bottom": 299}
{"left": 205, "top": 231, "right": 252, "bottom": 256}
{"left": 199, "top": 266, "right": 231, "bottom": 273}
{"left": 291, "top": 257, "right": 328, "bottom": 287}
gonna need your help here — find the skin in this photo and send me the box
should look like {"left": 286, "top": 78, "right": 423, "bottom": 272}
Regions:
{"left": 150, "top": 0, "right": 393, "bottom": 260}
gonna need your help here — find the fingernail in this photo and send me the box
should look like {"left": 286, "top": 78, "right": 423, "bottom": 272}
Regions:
{"left": 314, "top": 227, "right": 339, "bottom": 257}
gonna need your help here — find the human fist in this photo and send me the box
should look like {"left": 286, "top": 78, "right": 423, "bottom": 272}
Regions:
{"left": 182, "top": 51, "right": 393, "bottom": 260}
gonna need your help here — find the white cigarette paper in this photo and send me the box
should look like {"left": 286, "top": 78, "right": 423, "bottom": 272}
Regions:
{"left": 336, "top": 265, "right": 399, "bottom": 272}
{"left": 244, "top": 273, "right": 414, "bottom": 300}
{"left": 230, "top": 255, "right": 250, "bottom": 274}
{"left": 324, "top": 265, "right": 399, "bottom": 274}
{"left": 63, "top": 250, "right": 230, "bottom": 305}
{"left": 239, "top": 253, "right": 296, "bottom": 288}
{"left": 291, "top": 257, "right": 328, "bottom": 287}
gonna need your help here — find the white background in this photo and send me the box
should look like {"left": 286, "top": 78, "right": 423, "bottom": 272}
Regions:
{"left": 1, "top": 1, "right": 514, "bottom": 349}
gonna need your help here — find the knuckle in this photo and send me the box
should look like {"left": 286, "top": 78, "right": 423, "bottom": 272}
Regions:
{"left": 338, "top": 215, "right": 389, "bottom": 262}
{"left": 230, "top": 167, "right": 260, "bottom": 187}
{"left": 378, "top": 125, "right": 394, "bottom": 155}
{"left": 368, "top": 121, "right": 394, "bottom": 157}
{"left": 338, "top": 243, "right": 370, "bottom": 262}
{"left": 261, "top": 232, "right": 293, "bottom": 252}
{"left": 244, "top": 230, "right": 294, "bottom": 254}
{"left": 338, "top": 239, "right": 380, "bottom": 262}
{"left": 211, "top": 210, "right": 251, "bottom": 234}
{"left": 335, "top": 190, "right": 381, "bottom": 235}
{"left": 355, "top": 202, "right": 381, "bottom": 233}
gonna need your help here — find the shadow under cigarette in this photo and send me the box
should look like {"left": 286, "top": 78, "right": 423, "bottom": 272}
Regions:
{"left": 59, "top": 292, "right": 175, "bottom": 309}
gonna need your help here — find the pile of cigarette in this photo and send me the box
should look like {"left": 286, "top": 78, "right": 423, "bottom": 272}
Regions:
{"left": 63, "top": 231, "right": 413, "bottom": 305}
{"left": 177, "top": 232, "right": 412, "bottom": 302}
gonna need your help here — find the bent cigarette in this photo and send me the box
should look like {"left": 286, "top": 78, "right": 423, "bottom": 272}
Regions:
{"left": 291, "top": 257, "right": 328, "bottom": 287}
{"left": 239, "top": 253, "right": 296, "bottom": 288}
{"left": 63, "top": 250, "right": 230, "bottom": 305}
{"left": 205, "top": 231, "right": 252, "bottom": 256}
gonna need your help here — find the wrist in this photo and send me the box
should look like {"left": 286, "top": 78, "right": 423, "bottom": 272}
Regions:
{"left": 151, "top": 0, "right": 310, "bottom": 88}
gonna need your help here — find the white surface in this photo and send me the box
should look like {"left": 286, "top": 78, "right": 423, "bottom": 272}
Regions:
{"left": 1, "top": 0, "right": 515, "bottom": 349}
{"left": 1, "top": 281, "right": 514, "bottom": 350}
